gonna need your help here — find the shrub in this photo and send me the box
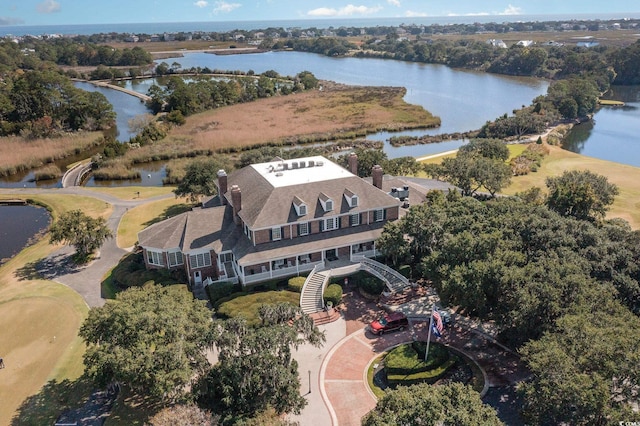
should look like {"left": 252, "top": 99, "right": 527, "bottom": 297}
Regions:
{"left": 358, "top": 275, "right": 385, "bottom": 296}
{"left": 384, "top": 342, "right": 456, "bottom": 386}
{"left": 323, "top": 284, "right": 343, "bottom": 306}
{"left": 216, "top": 290, "right": 300, "bottom": 326}
{"left": 287, "top": 276, "right": 306, "bottom": 293}
{"left": 206, "top": 281, "right": 240, "bottom": 305}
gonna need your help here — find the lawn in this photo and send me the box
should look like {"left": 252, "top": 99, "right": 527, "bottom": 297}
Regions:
{"left": 0, "top": 192, "right": 113, "bottom": 424}
{"left": 503, "top": 144, "right": 640, "bottom": 228}
{"left": 117, "top": 196, "right": 192, "bottom": 248}
{"left": 216, "top": 290, "right": 300, "bottom": 327}
{"left": 80, "top": 185, "right": 176, "bottom": 201}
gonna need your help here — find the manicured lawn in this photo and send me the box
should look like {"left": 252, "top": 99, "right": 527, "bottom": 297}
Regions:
{"left": 82, "top": 185, "right": 176, "bottom": 200}
{"left": 117, "top": 196, "right": 191, "bottom": 248}
{"left": 503, "top": 145, "right": 640, "bottom": 229}
{"left": 0, "top": 192, "right": 111, "bottom": 424}
{"left": 216, "top": 290, "right": 300, "bottom": 327}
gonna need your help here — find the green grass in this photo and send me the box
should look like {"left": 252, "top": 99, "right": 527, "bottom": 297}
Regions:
{"left": 216, "top": 290, "right": 300, "bottom": 326}
{"left": 117, "top": 196, "right": 192, "bottom": 248}
{"left": 81, "top": 185, "right": 176, "bottom": 200}
{"left": 367, "top": 354, "right": 387, "bottom": 399}
{"left": 0, "top": 193, "right": 109, "bottom": 423}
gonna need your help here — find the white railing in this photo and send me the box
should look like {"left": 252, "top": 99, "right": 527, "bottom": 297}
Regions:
{"left": 242, "top": 260, "right": 324, "bottom": 285}
{"left": 300, "top": 264, "right": 322, "bottom": 309}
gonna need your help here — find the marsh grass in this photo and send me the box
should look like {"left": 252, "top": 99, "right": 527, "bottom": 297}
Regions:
{"left": 0, "top": 132, "right": 103, "bottom": 177}
{"left": 34, "top": 164, "right": 63, "bottom": 181}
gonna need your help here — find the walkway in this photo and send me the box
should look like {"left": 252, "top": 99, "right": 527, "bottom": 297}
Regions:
{"left": 0, "top": 186, "right": 174, "bottom": 307}
{"left": 290, "top": 288, "right": 528, "bottom": 425}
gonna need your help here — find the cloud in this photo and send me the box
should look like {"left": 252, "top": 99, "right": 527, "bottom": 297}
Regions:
{"left": 387, "top": 0, "right": 400, "bottom": 6}
{"left": 0, "top": 16, "right": 25, "bottom": 25}
{"left": 500, "top": 4, "right": 522, "bottom": 15}
{"left": 194, "top": 1, "right": 208, "bottom": 8}
{"left": 405, "top": 10, "right": 427, "bottom": 17}
{"left": 36, "top": 0, "right": 61, "bottom": 14}
{"left": 212, "top": 0, "right": 241, "bottom": 14}
{"left": 307, "top": 4, "right": 383, "bottom": 17}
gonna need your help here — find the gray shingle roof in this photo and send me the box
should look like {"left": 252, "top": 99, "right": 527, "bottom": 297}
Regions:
{"left": 225, "top": 163, "right": 400, "bottom": 229}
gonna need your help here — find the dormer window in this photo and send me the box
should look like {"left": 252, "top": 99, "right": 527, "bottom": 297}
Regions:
{"left": 319, "top": 192, "right": 333, "bottom": 212}
{"left": 344, "top": 189, "right": 358, "bottom": 208}
{"left": 293, "top": 196, "right": 308, "bottom": 217}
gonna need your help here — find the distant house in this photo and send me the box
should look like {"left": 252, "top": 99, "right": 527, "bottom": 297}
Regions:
{"left": 138, "top": 155, "right": 453, "bottom": 291}
{"left": 487, "top": 39, "right": 508, "bottom": 48}
{"left": 516, "top": 40, "right": 534, "bottom": 47}
{"left": 577, "top": 41, "right": 600, "bottom": 48}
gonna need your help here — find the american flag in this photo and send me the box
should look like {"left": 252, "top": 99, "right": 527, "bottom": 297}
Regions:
{"left": 432, "top": 310, "right": 444, "bottom": 337}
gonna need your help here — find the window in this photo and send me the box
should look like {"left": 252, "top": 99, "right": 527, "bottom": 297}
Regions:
{"left": 319, "top": 192, "right": 333, "bottom": 212}
{"left": 168, "top": 251, "right": 183, "bottom": 267}
{"left": 324, "top": 217, "right": 338, "bottom": 231}
{"left": 350, "top": 213, "right": 360, "bottom": 226}
{"left": 374, "top": 209, "right": 385, "bottom": 222}
{"left": 298, "top": 222, "right": 309, "bottom": 236}
{"left": 293, "top": 196, "right": 308, "bottom": 217}
{"left": 271, "top": 227, "right": 282, "bottom": 241}
{"left": 351, "top": 195, "right": 359, "bottom": 207}
{"left": 190, "top": 252, "right": 212, "bottom": 269}
{"left": 147, "top": 250, "right": 164, "bottom": 266}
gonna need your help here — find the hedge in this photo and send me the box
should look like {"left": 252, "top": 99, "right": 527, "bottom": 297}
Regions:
{"left": 323, "top": 283, "right": 343, "bottom": 306}
{"left": 288, "top": 276, "right": 306, "bottom": 293}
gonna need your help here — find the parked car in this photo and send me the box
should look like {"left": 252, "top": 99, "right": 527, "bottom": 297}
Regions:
{"left": 368, "top": 312, "right": 409, "bottom": 335}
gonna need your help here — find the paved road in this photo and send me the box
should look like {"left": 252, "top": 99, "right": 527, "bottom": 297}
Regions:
{"left": 1, "top": 186, "right": 174, "bottom": 307}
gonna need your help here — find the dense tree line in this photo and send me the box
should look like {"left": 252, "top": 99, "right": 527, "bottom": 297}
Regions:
{"left": 21, "top": 36, "right": 153, "bottom": 67}
{"left": 0, "top": 68, "right": 115, "bottom": 137}
{"left": 376, "top": 178, "right": 640, "bottom": 424}
{"left": 146, "top": 71, "right": 318, "bottom": 115}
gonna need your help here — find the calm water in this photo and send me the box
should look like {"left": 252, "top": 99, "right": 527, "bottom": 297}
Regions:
{"left": 0, "top": 204, "right": 50, "bottom": 264}
{"left": 562, "top": 86, "right": 640, "bottom": 167}
{"left": 73, "top": 81, "right": 152, "bottom": 142}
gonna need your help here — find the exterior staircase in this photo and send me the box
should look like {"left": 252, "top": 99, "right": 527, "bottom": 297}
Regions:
{"left": 355, "top": 256, "right": 410, "bottom": 293}
{"left": 300, "top": 267, "right": 329, "bottom": 315}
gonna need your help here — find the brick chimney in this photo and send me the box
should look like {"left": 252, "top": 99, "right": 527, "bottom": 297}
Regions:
{"left": 231, "top": 185, "right": 242, "bottom": 224}
{"left": 217, "top": 169, "right": 227, "bottom": 204}
{"left": 372, "top": 164, "right": 383, "bottom": 189}
{"left": 348, "top": 152, "right": 358, "bottom": 175}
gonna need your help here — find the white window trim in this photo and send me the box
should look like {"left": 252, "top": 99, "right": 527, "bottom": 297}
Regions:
{"left": 299, "top": 222, "right": 309, "bottom": 236}
{"left": 147, "top": 249, "right": 164, "bottom": 266}
{"left": 272, "top": 227, "right": 282, "bottom": 241}
{"left": 189, "top": 252, "right": 212, "bottom": 269}
{"left": 350, "top": 213, "right": 360, "bottom": 226}
{"left": 168, "top": 250, "right": 184, "bottom": 267}
{"left": 374, "top": 209, "right": 384, "bottom": 222}
{"left": 324, "top": 217, "right": 338, "bottom": 231}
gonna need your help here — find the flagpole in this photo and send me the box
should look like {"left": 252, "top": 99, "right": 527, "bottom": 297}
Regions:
{"left": 425, "top": 305, "right": 435, "bottom": 362}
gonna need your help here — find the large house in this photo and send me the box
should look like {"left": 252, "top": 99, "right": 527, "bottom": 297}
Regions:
{"left": 138, "top": 154, "right": 420, "bottom": 289}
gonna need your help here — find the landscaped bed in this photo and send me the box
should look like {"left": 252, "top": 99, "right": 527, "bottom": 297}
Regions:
{"left": 367, "top": 342, "right": 484, "bottom": 397}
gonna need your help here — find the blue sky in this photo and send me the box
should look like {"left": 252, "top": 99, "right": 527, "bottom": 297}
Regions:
{"left": 1, "top": 0, "right": 639, "bottom": 26}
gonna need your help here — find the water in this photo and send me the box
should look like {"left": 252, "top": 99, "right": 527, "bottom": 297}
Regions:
{"left": 0, "top": 204, "right": 50, "bottom": 264}
{"left": 73, "top": 81, "right": 152, "bottom": 142}
{"left": 562, "top": 86, "right": 640, "bottom": 167}
{"left": 3, "top": 13, "right": 640, "bottom": 36}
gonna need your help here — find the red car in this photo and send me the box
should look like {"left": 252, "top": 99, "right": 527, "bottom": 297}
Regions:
{"left": 368, "top": 312, "right": 409, "bottom": 335}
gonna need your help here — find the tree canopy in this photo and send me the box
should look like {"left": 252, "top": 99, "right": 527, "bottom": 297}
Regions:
{"left": 198, "top": 303, "right": 325, "bottom": 423}
{"left": 174, "top": 158, "right": 225, "bottom": 203}
{"left": 49, "top": 209, "right": 113, "bottom": 262}
{"left": 545, "top": 169, "right": 619, "bottom": 222}
{"left": 79, "top": 284, "right": 214, "bottom": 400}
{"left": 362, "top": 382, "right": 502, "bottom": 426}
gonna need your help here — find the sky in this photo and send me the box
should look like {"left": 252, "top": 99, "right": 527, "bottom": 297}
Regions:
{"left": 1, "top": 0, "right": 639, "bottom": 26}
